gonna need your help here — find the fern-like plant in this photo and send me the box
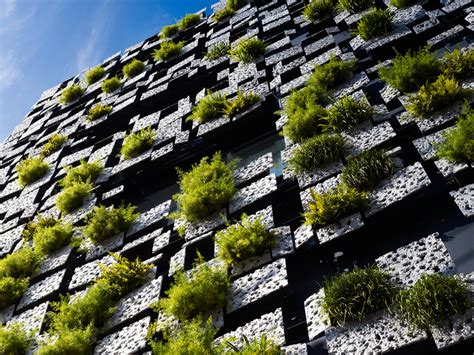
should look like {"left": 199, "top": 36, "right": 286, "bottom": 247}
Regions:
{"left": 178, "top": 14, "right": 201, "bottom": 30}
{"left": 60, "top": 160, "right": 103, "bottom": 188}
{"left": 442, "top": 48, "right": 474, "bottom": 81}
{"left": 161, "top": 24, "right": 180, "bottom": 39}
{"left": 308, "top": 56, "right": 356, "bottom": 91}
{"left": 55, "top": 181, "right": 92, "bottom": 214}
{"left": 16, "top": 157, "right": 49, "bottom": 186}
{"left": 354, "top": 8, "right": 393, "bottom": 41}
{"left": 223, "top": 91, "right": 260, "bottom": 117}
{"left": 229, "top": 37, "right": 267, "bottom": 63}
{"left": 87, "top": 103, "right": 113, "bottom": 121}
{"left": 205, "top": 42, "right": 231, "bottom": 60}
{"left": 120, "top": 127, "right": 156, "bottom": 160}
{"left": 187, "top": 92, "right": 228, "bottom": 123}
{"left": 59, "top": 84, "right": 85, "bottom": 104}
{"left": 303, "top": 0, "right": 335, "bottom": 22}
{"left": 153, "top": 41, "right": 185, "bottom": 62}
{"left": 337, "top": 0, "right": 374, "bottom": 14}
{"left": 40, "top": 133, "right": 67, "bottom": 158}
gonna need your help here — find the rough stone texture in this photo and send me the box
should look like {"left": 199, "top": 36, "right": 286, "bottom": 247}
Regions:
{"left": 294, "top": 224, "right": 314, "bottom": 249}
{"left": 344, "top": 122, "right": 396, "bottom": 155}
{"left": 69, "top": 255, "right": 116, "bottom": 290}
{"left": 270, "top": 226, "right": 294, "bottom": 258}
{"left": 450, "top": 184, "right": 474, "bottom": 217}
{"left": 8, "top": 301, "right": 48, "bottom": 335}
{"left": 233, "top": 152, "right": 273, "bottom": 186}
{"left": 230, "top": 174, "right": 277, "bottom": 214}
{"left": 304, "top": 289, "right": 329, "bottom": 341}
{"left": 281, "top": 343, "right": 308, "bottom": 354}
{"left": 315, "top": 213, "right": 364, "bottom": 244}
{"left": 18, "top": 269, "right": 65, "bottom": 310}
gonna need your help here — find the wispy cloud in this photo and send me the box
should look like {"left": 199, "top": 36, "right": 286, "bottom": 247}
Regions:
{"left": 0, "top": 50, "right": 22, "bottom": 90}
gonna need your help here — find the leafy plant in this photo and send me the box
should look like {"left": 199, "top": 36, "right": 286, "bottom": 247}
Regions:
{"left": 378, "top": 48, "right": 442, "bottom": 93}
{"left": 161, "top": 24, "right": 180, "bottom": 39}
{"left": 322, "top": 265, "right": 396, "bottom": 325}
{"left": 341, "top": 149, "right": 394, "bottom": 191}
{"left": 406, "top": 75, "right": 470, "bottom": 118}
{"left": 55, "top": 181, "right": 92, "bottom": 214}
{"left": 59, "top": 84, "right": 85, "bottom": 104}
{"left": 0, "top": 323, "right": 32, "bottom": 354}
{"left": 205, "top": 42, "right": 231, "bottom": 60}
{"left": 82, "top": 204, "right": 139, "bottom": 244}
{"left": 227, "top": 0, "right": 247, "bottom": 10}
{"left": 22, "top": 215, "right": 58, "bottom": 241}
{"left": 303, "top": 0, "right": 335, "bottom": 22}
{"left": 337, "top": 0, "right": 374, "bottom": 13}
{"left": 36, "top": 326, "right": 96, "bottom": 355}
{"left": 32, "top": 221, "right": 74, "bottom": 257}
{"left": 154, "top": 257, "right": 230, "bottom": 320}
{"left": 216, "top": 215, "right": 276, "bottom": 265}
{"left": 303, "top": 186, "right": 368, "bottom": 226}
{"left": 40, "top": 134, "right": 67, "bottom": 158}
{"left": 123, "top": 58, "right": 145, "bottom": 79}
{"left": 153, "top": 41, "right": 185, "bottom": 62}
{"left": 224, "top": 91, "right": 260, "bottom": 117}
{"left": 87, "top": 103, "right": 113, "bottom": 121}
{"left": 120, "top": 127, "right": 156, "bottom": 160}
{"left": 308, "top": 56, "right": 356, "bottom": 91}
{"left": 442, "top": 48, "right": 474, "bottom": 81}
{"left": 390, "top": 0, "right": 418, "bottom": 8}
{"left": 397, "top": 273, "right": 470, "bottom": 331}
{"left": 325, "top": 96, "right": 373, "bottom": 131}
{"left": 85, "top": 66, "right": 105, "bottom": 86}
{"left": 436, "top": 105, "right": 474, "bottom": 163}
{"left": 178, "top": 13, "right": 201, "bottom": 30}
{"left": 0, "top": 246, "right": 39, "bottom": 279}
{"left": 226, "top": 335, "right": 281, "bottom": 354}
{"left": 354, "top": 8, "right": 393, "bottom": 41}
{"left": 173, "top": 152, "right": 236, "bottom": 222}
{"left": 214, "top": 7, "right": 236, "bottom": 22}
{"left": 101, "top": 76, "right": 121, "bottom": 94}
{"left": 0, "top": 276, "right": 29, "bottom": 309}
{"left": 187, "top": 92, "right": 228, "bottom": 123}
{"left": 229, "top": 37, "right": 267, "bottom": 63}
{"left": 60, "top": 160, "right": 103, "bottom": 188}
{"left": 289, "top": 133, "right": 345, "bottom": 174}
{"left": 16, "top": 157, "right": 49, "bottom": 186}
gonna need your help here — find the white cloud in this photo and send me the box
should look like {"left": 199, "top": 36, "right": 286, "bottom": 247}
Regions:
{"left": 1, "top": 0, "right": 16, "bottom": 18}
{"left": 0, "top": 51, "right": 22, "bottom": 90}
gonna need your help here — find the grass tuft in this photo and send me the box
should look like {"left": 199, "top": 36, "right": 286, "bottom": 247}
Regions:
{"left": 325, "top": 96, "right": 373, "bottom": 131}
{"left": 59, "top": 84, "right": 85, "bottom": 104}
{"left": 178, "top": 13, "right": 201, "bottom": 30}
{"left": 40, "top": 133, "right": 67, "bottom": 158}
{"left": 123, "top": 59, "right": 145, "bottom": 79}
{"left": 161, "top": 24, "right": 180, "bottom": 39}
{"left": 0, "top": 323, "right": 32, "bottom": 354}
{"left": 60, "top": 160, "right": 103, "bottom": 188}
{"left": 55, "top": 181, "right": 92, "bottom": 214}
{"left": 337, "top": 0, "right": 374, "bottom": 14}
{"left": 308, "top": 56, "right": 356, "bottom": 91}
{"left": 153, "top": 41, "right": 185, "bottom": 62}
{"left": 32, "top": 219, "right": 74, "bottom": 257}
{"left": 16, "top": 157, "right": 49, "bottom": 187}
{"left": 303, "top": 0, "right": 335, "bottom": 22}
{"left": 120, "top": 127, "right": 156, "bottom": 160}
{"left": 205, "top": 42, "right": 231, "bottom": 60}
{"left": 224, "top": 91, "right": 260, "bottom": 117}
{"left": 354, "top": 8, "right": 393, "bottom": 41}
{"left": 187, "top": 92, "right": 228, "bottom": 123}
{"left": 87, "top": 103, "right": 113, "bottom": 121}
{"left": 101, "top": 76, "right": 121, "bottom": 94}
{"left": 390, "top": 0, "right": 418, "bottom": 8}
{"left": 85, "top": 66, "right": 105, "bottom": 86}
{"left": 229, "top": 37, "right": 267, "bottom": 63}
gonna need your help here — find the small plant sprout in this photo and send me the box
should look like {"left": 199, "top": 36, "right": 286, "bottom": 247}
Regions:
{"left": 161, "top": 24, "right": 180, "bottom": 39}
{"left": 303, "top": 0, "right": 335, "bottom": 23}
{"left": 187, "top": 92, "right": 228, "bottom": 123}
{"left": 40, "top": 133, "right": 67, "bottom": 158}
{"left": 87, "top": 103, "right": 113, "bottom": 121}
{"left": 205, "top": 41, "right": 231, "bottom": 60}
{"left": 85, "top": 66, "right": 105, "bottom": 85}
{"left": 101, "top": 76, "right": 122, "bottom": 94}
{"left": 123, "top": 58, "right": 145, "bottom": 79}
{"left": 229, "top": 37, "right": 267, "bottom": 63}
{"left": 325, "top": 96, "right": 374, "bottom": 131}
{"left": 442, "top": 47, "right": 474, "bottom": 80}
{"left": 337, "top": 0, "right": 374, "bottom": 14}
{"left": 55, "top": 180, "right": 92, "bottom": 214}
{"left": 224, "top": 91, "right": 260, "bottom": 117}
{"left": 59, "top": 83, "right": 85, "bottom": 104}
{"left": 308, "top": 56, "right": 356, "bottom": 91}
{"left": 120, "top": 127, "right": 156, "bottom": 160}
{"left": 153, "top": 41, "right": 185, "bottom": 62}
{"left": 354, "top": 8, "right": 393, "bottom": 41}
{"left": 16, "top": 157, "right": 49, "bottom": 186}
{"left": 178, "top": 13, "right": 201, "bottom": 30}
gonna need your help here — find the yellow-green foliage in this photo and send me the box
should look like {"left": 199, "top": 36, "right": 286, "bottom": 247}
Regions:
{"left": 308, "top": 56, "right": 356, "bottom": 91}
{"left": 216, "top": 215, "right": 276, "bottom": 265}
{"left": 153, "top": 41, "right": 185, "bottom": 62}
{"left": 224, "top": 91, "right": 260, "bottom": 117}
{"left": 36, "top": 326, "right": 96, "bottom": 355}
{"left": 24, "top": 216, "right": 74, "bottom": 257}
{"left": 60, "top": 160, "right": 103, "bottom": 188}
{"left": 442, "top": 48, "right": 474, "bottom": 80}
{"left": 16, "top": 157, "right": 49, "bottom": 186}
{"left": 55, "top": 181, "right": 92, "bottom": 214}
{"left": 229, "top": 37, "right": 266, "bottom": 63}
{"left": 101, "top": 76, "right": 121, "bottom": 94}
{"left": 40, "top": 134, "right": 67, "bottom": 158}
{"left": 82, "top": 204, "right": 139, "bottom": 244}
{"left": 85, "top": 66, "right": 105, "bottom": 85}
{"left": 173, "top": 152, "right": 236, "bottom": 222}
{"left": 303, "top": 186, "right": 368, "bottom": 226}
{"left": 0, "top": 323, "right": 32, "bottom": 354}
{"left": 123, "top": 59, "right": 145, "bottom": 79}
{"left": 227, "top": 335, "right": 281, "bottom": 354}
{"left": 120, "top": 127, "right": 156, "bottom": 160}
{"left": 87, "top": 103, "right": 113, "bottom": 121}
{"left": 325, "top": 96, "right": 373, "bottom": 131}
{"left": 22, "top": 215, "right": 58, "bottom": 241}
{"left": 59, "top": 84, "right": 85, "bottom": 104}
{"left": 178, "top": 13, "right": 201, "bottom": 30}
{"left": 187, "top": 92, "right": 228, "bottom": 123}
{"left": 161, "top": 24, "right": 180, "bottom": 39}
{"left": 354, "top": 8, "right": 393, "bottom": 41}
{"left": 205, "top": 42, "right": 231, "bottom": 60}
{"left": 303, "top": 0, "right": 335, "bottom": 22}
{"left": 213, "top": 0, "right": 246, "bottom": 22}
{"left": 390, "top": 0, "right": 417, "bottom": 8}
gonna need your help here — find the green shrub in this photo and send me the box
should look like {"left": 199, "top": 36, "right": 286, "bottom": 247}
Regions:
{"left": 16, "top": 157, "right": 49, "bottom": 186}
{"left": 390, "top": 0, "right": 417, "bottom": 8}
{"left": 153, "top": 41, "right": 185, "bottom": 62}
{"left": 303, "top": 0, "right": 335, "bottom": 22}
{"left": 82, "top": 204, "right": 139, "bottom": 244}
{"left": 123, "top": 59, "right": 145, "bottom": 79}
{"left": 303, "top": 186, "right": 368, "bottom": 226}
{"left": 289, "top": 133, "right": 345, "bottom": 174}
{"left": 87, "top": 103, "right": 113, "bottom": 121}
{"left": 0, "top": 246, "right": 39, "bottom": 279}
{"left": 59, "top": 84, "right": 85, "bottom": 104}
{"left": 397, "top": 273, "right": 470, "bottom": 331}
{"left": 216, "top": 215, "right": 276, "bottom": 265}
{"left": 40, "top": 134, "right": 67, "bottom": 158}
{"left": 205, "top": 42, "right": 231, "bottom": 60}
{"left": 308, "top": 56, "right": 356, "bottom": 91}
{"left": 0, "top": 323, "right": 31, "bottom": 354}
{"left": 224, "top": 91, "right": 260, "bottom": 117}
{"left": 173, "top": 152, "right": 236, "bottom": 222}
{"left": 33, "top": 221, "right": 73, "bottom": 257}
{"left": 354, "top": 8, "right": 393, "bottom": 41}
{"left": 378, "top": 48, "right": 442, "bottom": 93}
{"left": 436, "top": 106, "right": 474, "bottom": 163}
{"left": 229, "top": 37, "right": 267, "bottom": 63}
{"left": 407, "top": 75, "right": 470, "bottom": 118}
{"left": 442, "top": 48, "right": 474, "bottom": 80}
{"left": 337, "top": 0, "right": 374, "bottom": 13}
{"left": 0, "top": 276, "right": 29, "bottom": 309}
{"left": 161, "top": 24, "right": 180, "bottom": 39}
{"left": 85, "top": 66, "right": 105, "bottom": 86}
{"left": 214, "top": 7, "right": 236, "bottom": 22}
{"left": 226, "top": 335, "right": 281, "bottom": 354}
{"left": 55, "top": 181, "right": 92, "bottom": 214}
{"left": 341, "top": 149, "right": 394, "bottom": 191}
{"left": 178, "top": 13, "right": 201, "bottom": 30}
{"left": 22, "top": 215, "right": 58, "bottom": 241}
{"left": 322, "top": 265, "right": 396, "bottom": 325}
{"left": 325, "top": 96, "right": 373, "bottom": 131}
{"left": 227, "top": 0, "right": 247, "bottom": 10}
{"left": 101, "top": 76, "right": 121, "bottom": 94}
{"left": 187, "top": 92, "right": 228, "bottom": 123}
{"left": 120, "top": 127, "right": 156, "bottom": 160}
{"left": 60, "top": 160, "right": 103, "bottom": 188}
{"left": 154, "top": 257, "right": 230, "bottom": 320}
{"left": 37, "top": 326, "right": 96, "bottom": 355}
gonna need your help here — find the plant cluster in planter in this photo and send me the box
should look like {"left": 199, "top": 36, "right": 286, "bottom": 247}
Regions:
{"left": 442, "top": 48, "right": 474, "bottom": 81}
{"left": 101, "top": 76, "right": 122, "bottom": 94}
{"left": 213, "top": 0, "right": 247, "bottom": 22}
{"left": 122, "top": 58, "right": 145, "bottom": 79}
{"left": 303, "top": 0, "right": 336, "bottom": 23}
{"left": 120, "top": 126, "right": 156, "bottom": 160}
{"left": 0, "top": 322, "right": 32, "bottom": 354}
{"left": 205, "top": 41, "right": 231, "bottom": 61}
{"left": 153, "top": 41, "right": 185, "bottom": 62}
{"left": 60, "top": 160, "right": 103, "bottom": 188}
{"left": 354, "top": 8, "right": 393, "bottom": 41}
{"left": 16, "top": 156, "right": 49, "bottom": 186}
{"left": 59, "top": 83, "right": 85, "bottom": 105}
{"left": 40, "top": 133, "right": 67, "bottom": 158}
{"left": 25, "top": 216, "right": 74, "bottom": 257}
{"left": 87, "top": 103, "right": 113, "bottom": 121}
{"left": 338, "top": 0, "right": 374, "bottom": 14}
{"left": 85, "top": 66, "right": 105, "bottom": 86}
{"left": 229, "top": 37, "right": 267, "bottom": 64}
{"left": 160, "top": 13, "right": 201, "bottom": 39}
{"left": 325, "top": 96, "right": 374, "bottom": 131}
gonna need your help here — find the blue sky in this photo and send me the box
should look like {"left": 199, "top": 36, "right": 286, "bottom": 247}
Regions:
{"left": 0, "top": 0, "right": 215, "bottom": 142}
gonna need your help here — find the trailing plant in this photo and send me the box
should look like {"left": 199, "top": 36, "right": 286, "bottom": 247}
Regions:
{"left": 40, "top": 133, "right": 67, "bottom": 158}
{"left": 337, "top": 0, "right": 374, "bottom": 14}
{"left": 123, "top": 58, "right": 145, "bottom": 79}
{"left": 178, "top": 13, "right": 201, "bottom": 30}
{"left": 82, "top": 204, "right": 139, "bottom": 244}
{"left": 390, "top": 0, "right": 418, "bottom": 8}
{"left": 442, "top": 48, "right": 474, "bottom": 81}
{"left": 216, "top": 215, "right": 276, "bottom": 265}
{"left": 101, "top": 76, "right": 121, "bottom": 94}
{"left": 153, "top": 41, "right": 185, "bottom": 62}
{"left": 322, "top": 265, "right": 396, "bottom": 325}
{"left": 161, "top": 24, "right": 180, "bottom": 39}
{"left": 187, "top": 92, "right": 228, "bottom": 123}
{"left": 289, "top": 133, "right": 345, "bottom": 174}
{"left": 120, "top": 127, "right": 156, "bottom": 160}
{"left": 378, "top": 47, "right": 442, "bottom": 93}
{"left": 205, "top": 41, "right": 231, "bottom": 60}
{"left": 0, "top": 323, "right": 32, "bottom": 354}
{"left": 303, "top": 185, "right": 368, "bottom": 226}
{"left": 87, "top": 103, "right": 113, "bottom": 121}
{"left": 397, "top": 273, "right": 470, "bottom": 331}
{"left": 172, "top": 152, "right": 236, "bottom": 222}
{"left": 224, "top": 91, "right": 260, "bottom": 117}
{"left": 55, "top": 181, "right": 92, "bottom": 214}
{"left": 325, "top": 96, "right": 373, "bottom": 131}
{"left": 229, "top": 37, "right": 267, "bottom": 63}
{"left": 303, "top": 0, "right": 335, "bottom": 23}
{"left": 16, "top": 157, "right": 49, "bottom": 186}
{"left": 60, "top": 160, "right": 103, "bottom": 188}
{"left": 406, "top": 75, "right": 471, "bottom": 118}
{"left": 307, "top": 56, "right": 356, "bottom": 91}
{"left": 85, "top": 66, "right": 105, "bottom": 86}
{"left": 354, "top": 8, "right": 393, "bottom": 41}
{"left": 59, "top": 84, "right": 84, "bottom": 104}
